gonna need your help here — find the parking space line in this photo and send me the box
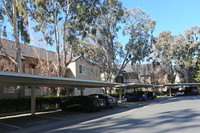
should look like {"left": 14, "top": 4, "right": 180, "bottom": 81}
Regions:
{"left": 0, "top": 123, "right": 23, "bottom": 129}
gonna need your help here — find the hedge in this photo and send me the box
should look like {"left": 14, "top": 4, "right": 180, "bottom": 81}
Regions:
{"left": 0, "top": 96, "right": 71, "bottom": 114}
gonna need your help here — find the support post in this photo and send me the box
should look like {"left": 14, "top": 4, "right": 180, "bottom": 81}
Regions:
{"left": 80, "top": 88, "right": 84, "bottom": 96}
{"left": 31, "top": 86, "right": 36, "bottom": 116}
{"left": 169, "top": 88, "right": 172, "bottom": 97}
{"left": 119, "top": 87, "right": 123, "bottom": 103}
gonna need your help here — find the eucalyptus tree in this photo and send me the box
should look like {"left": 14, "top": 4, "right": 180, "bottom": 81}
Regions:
{"left": 83, "top": 0, "right": 124, "bottom": 84}
{"left": 85, "top": 4, "right": 156, "bottom": 87}
{"left": 31, "top": 0, "right": 100, "bottom": 78}
{"left": 122, "top": 8, "right": 156, "bottom": 77}
{"left": 1, "top": 0, "right": 30, "bottom": 73}
{"left": 174, "top": 26, "right": 200, "bottom": 82}
{"left": 154, "top": 26, "right": 200, "bottom": 83}
{"left": 31, "top": 0, "right": 100, "bottom": 96}
{"left": 195, "top": 53, "right": 200, "bottom": 82}
{"left": 153, "top": 31, "right": 176, "bottom": 83}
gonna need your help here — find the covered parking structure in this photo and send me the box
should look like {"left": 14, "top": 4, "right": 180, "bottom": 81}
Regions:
{"left": 164, "top": 83, "right": 200, "bottom": 96}
{"left": 3, "top": 71, "right": 199, "bottom": 116}
{"left": 0, "top": 72, "right": 120, "bottom": 116}
{"left": 116, "top": 83, "right": 156, "bottom": 102}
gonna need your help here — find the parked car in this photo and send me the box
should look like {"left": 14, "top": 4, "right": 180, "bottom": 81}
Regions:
{"left": 145, "top": 91, "right": 157, "bottom": 100}
{"left": 59, "top": 96, "right": 102, "bottom": 112}
{"left": 89, "top": 94, "right": 118, "bottom": 108}
{"left": 184, "top": 87, "right": 199, "bottom": 95}
{"left": 123, "top": 91, "right": 148, "bottom": 102}
{"left": 166, "top": 88, "right": 185, "bottom": 96}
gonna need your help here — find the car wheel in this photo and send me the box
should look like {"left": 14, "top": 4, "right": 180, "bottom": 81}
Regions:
{"left": 148, "top": 96, "right": 152, "bottom": 100}
{"left": 124, "top": 98, "right": 128, "bottom": 102}
{"left": 139, "top": 97, "right": 143, "bottom": 101}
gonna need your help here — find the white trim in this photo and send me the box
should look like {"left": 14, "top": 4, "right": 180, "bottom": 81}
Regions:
{"left": 78, "top": 64, "right": 86, "bottom": 75}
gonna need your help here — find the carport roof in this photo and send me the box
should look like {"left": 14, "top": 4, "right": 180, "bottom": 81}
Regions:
{"left": 0, "top": 72, "right": 120, "bottom": 88}
{"left": 115, "top": 83, "right": 156, "bottom": 88}
{"left": 164, "top": 83, "right": 200, "bottom": 86}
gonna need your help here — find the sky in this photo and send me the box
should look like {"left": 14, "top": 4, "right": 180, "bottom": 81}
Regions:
{"left": 121, "top": 0, "right": 200, "bottom": 36}
{"left": 2, "top": 0, "right": 200, "bottom": 51}
{"left": 118, "top": 0, "right": 200, "bottom": 63}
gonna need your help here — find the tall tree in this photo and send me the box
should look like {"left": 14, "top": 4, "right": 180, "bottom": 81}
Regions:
{"left": 85, "top": 5, "right": 155, "bottom": 87}
{"left": 153, "top": 31, "right": 176, "bottom": 83}
{"left": 83, "top": 0, "right": 124, "bottom": 85}
{"left": 153, "top": 26, "right": 199, "bottom": 83}
{"left": 31, "top": 0, "right": 100, "bottom": 78}
{"left": 174, "top": 26, "right": 199, "bottom": 82}
{"left": 30, "top": 0, "right": 100, "bottom": 96}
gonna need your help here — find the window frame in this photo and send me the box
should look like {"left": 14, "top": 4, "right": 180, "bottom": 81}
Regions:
{"left": 79, "top": 64, "right": 86, "bottom": 75}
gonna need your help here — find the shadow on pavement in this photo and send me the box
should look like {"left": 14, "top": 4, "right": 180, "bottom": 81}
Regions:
{"left": 1, "top": 95, "right": 200, "bottom": 133}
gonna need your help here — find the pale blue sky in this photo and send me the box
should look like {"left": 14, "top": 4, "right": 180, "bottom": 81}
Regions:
{"left": 122, "top": 0, "right": 200, "bottom": 36}
{"left": 3, "top": 0, "right": 200, "bottom": 51}
{"left": 119, "top": 0, "right": 200, "bottom": 63}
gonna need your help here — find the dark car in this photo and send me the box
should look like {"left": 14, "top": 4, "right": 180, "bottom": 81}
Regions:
{"left": 89, "top": 94, "right": 118, "bottom": 108}
{"left": 59, "top": 96, "right": 101, "bottom": 112}
{"left": 123, "top": 91, "right": 148, "bottom": 102}
{"left": 184, "top": 87, "right": 199, "bottom": 95}
{"left": 166, "top": 88, "right": 185, "bottom": 96}
{"left": 145, "top": 91, "right": 156, "bottom": 100}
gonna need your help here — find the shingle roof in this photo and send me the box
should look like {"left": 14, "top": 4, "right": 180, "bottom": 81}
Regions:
{"left": 122, "top": 64, "right": 153, "bottom": 75}
{"left": 0, "top": 39, "right": 79, "bottom": 63}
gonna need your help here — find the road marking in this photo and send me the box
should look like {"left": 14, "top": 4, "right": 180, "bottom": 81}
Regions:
{"left": 0, "top": 123, "right": 23, "bottom": 129}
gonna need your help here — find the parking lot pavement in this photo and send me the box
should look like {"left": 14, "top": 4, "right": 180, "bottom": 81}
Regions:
{"left": 118, "top": 102, "right": 139, "bottom": 108}
{"left": 0, "top": 96, "right": 171, "bottom": 133}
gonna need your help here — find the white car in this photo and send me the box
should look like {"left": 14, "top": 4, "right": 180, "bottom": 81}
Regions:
{"left": 174, "top": 91, "right": 184, "bottom": 96}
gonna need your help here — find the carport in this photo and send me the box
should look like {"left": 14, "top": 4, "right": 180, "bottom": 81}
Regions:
{"left": 116, "top": 83, "right": 156, "bottom": 102}
{"left": 0, "top": 72, "right": 120, "bottom": 116}
{"left": 164, "top": 83, "right": 200, "bottom": 96}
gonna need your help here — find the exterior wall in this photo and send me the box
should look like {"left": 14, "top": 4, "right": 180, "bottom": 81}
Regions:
{"left": 74, "top": 88, "right": 103, "bottom": 96}
{"left": 139, "top": 75, "right": 152, "bottom": 84}
{"left": 100, "top": 72, "right": 116, "bottom": 82}
{"left": 68, "top": 57, "right": 102, "bottom": 96}
{"left": 66, "top": 62, "right": 76, "bottom": 78}
{"left": 24, "top": 87, "right": 49, "bottom": 96}
{"left": 0, "top": 38, "right": 102, "bottom": 98}
{"left": 75, "top": 57, "right": 100, "bottom": 80}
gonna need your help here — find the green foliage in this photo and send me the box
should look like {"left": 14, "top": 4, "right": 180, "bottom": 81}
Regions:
{"left": 124, "top": 8, "right": 156, "bottom": 64}
{"left": 155, "top": 91, "right": 165, "bottom": 96}
{"left": 153, "top": 26, "right": 200, "bottom": 83}
{"left": 107, "top": 92, "right": 122, "bottom": 99}
{"left": 195, "top": 53, "right": 200, "bottom": 82}
{"left": 0, "top": 97, "right": 31, "bottom": 114}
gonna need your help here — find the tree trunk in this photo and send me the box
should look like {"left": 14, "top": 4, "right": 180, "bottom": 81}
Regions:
{"left": 2, "top": 0, "right": 22, "bottom": 73}
{"left": 53, "top": 7, "right": 61, "bottom": 96}
{"left": 12, "top": 0, "right": 22, "bottom": 73}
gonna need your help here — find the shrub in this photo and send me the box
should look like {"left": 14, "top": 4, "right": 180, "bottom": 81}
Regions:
{"left": 155, "top": 91, "right": 165, "bottom": 96}
{"left": 0, "top": 96, "right": 72, "bottom": 114}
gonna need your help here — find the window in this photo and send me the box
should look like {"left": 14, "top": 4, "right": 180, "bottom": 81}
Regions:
{"left": 4, "top": 86, "right": 15, "bottom": 94}
{"left": 79, "top": 64, "right": 86, "bottom": 74}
